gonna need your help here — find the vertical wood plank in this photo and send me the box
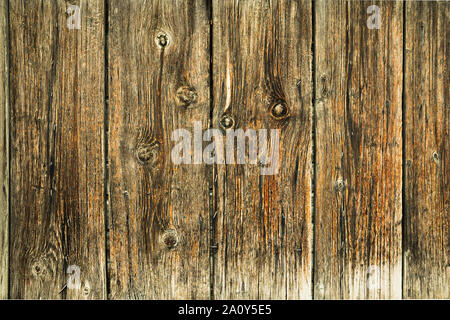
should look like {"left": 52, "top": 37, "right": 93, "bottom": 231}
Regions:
{"left": 314, "top": 0, "right": 403, "bottom": 299}
{"left": 404, "top": 0, "right": 449, "bottom": 299}
{"left": 0, "top": 0, "right": 8, "bottom": 299}
{"left": 108, "top": 0, "right": 210, "bottom": 299}
{"left": 9, "top": 0, "right": 106, "bottom": 299}
{"left": 212, "top": 0, "right": 313, "bottom": 299}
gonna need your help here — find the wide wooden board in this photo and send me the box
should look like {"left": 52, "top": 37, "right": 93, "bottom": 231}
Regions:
{"left": 403, "top": 0, "right": 449, "bottom": 299}
{"left": 107, "top": 0, "right": 211, "bottom": 299}
{"left": 212, "top": 0, "right": 313, "bottom": 299}
{"left": 314, "top": 0, "right": 403, "bottom": 299}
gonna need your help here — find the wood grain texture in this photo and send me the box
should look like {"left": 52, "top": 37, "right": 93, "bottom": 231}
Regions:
{"left": 314, "top": 0, "right": 403, "bottom": 299}
{"left": 108, "top": 0, "right": 211, "bottom": 299}
{"left": 9, "top": 0, "right": 106, "bottom": 299}
{"left": 2, "top": 0, "right": 448, "bottom": 300}
{"left": 403, "top": 0, "right": 449, "bottom": 299}
{"left": 0, "top": 0, "right": 8, "bottom": 300}
{"left": 212, "top": 0, "right": 313, "bottom": 299}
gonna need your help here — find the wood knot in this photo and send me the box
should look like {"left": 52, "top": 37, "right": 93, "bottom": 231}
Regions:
{"left": 270, "top": 102, "right": 289, "bottom": 120}
{"left": 334, "top": 179, "right": 346, "bottom": 193}
{"left": 155, "top": 31, "right": 170, "bottom": 48}
{"left": 320, "top": 74, "right": 330, "bottom": 98}
{"left": 161, "top": 228, "right": 179, "bottom": 250}
{"left": 176, "top": 86, "right": 198, "bottom": 108}
{"left": 82, "top": 282, "right": 91, "bottom": 296}
{"left": 135, "top": 128, "right": 160, "bottom": 167}
{"left": 432, "top": 151, "right": 440, "bottom": 163}
{"left": 136, "top": 142, "right": 160, "bottom": 166}
{"left": 219, "top": 114, "right": 235, "bottom": 130}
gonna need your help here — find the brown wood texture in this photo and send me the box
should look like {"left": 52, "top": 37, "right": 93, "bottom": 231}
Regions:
{"left": 403, "top": 0, "right": 449, "bottom": 299}
{"left": 107, "top": 0, "right": 211, "bottom": 299}
{"left": 1, "top": 0, "right": 448, "bottom": 300}
{"left": 9, "top": 0, "right": 106, "bottom": 299}
{"left": 314, "top": 0, "right": 403, "bottom": 299}
{"left": 0, "top": 0, "right": 8, "bottom": 300}
{"left": 211, "top": 0, "right": 313, "bottom": 299}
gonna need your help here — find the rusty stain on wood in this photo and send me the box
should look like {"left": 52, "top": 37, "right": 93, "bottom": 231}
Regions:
{"left": 212, "top": 0, "right": 313, "bottom": 299}
{"left": 314, "top": 0, "right": 403, "bottom": 299}
{"left": 403, "top": 0, "right": 449, "bottom": 299}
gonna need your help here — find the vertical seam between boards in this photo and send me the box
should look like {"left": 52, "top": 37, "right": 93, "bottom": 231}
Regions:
{"left": 208, "top": 0, "right": 216, "bottom": 301}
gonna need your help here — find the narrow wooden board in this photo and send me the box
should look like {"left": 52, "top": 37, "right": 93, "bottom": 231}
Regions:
{"left": 9, "top": 0, "right": 106, "bottom": 299}
{"left": 212, "top": 0, "right": 313, "bottom": 299}
{"left": 403, "top": 0, "right": 449, "bottom": 299}
{"left": 108, "top": 0, "right": 211, "bottom": 299}
{"left": 0, "top": 0, "right": 8, "bottom": 299}
{"left": 314, "top": 0, "right": 403, "bottom": 299}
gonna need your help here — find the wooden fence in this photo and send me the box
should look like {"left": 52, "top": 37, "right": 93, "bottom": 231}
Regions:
{"left": 0, "top": 0, "right": 448, "bottom": 299}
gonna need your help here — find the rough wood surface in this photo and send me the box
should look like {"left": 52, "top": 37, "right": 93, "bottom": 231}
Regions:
{"left": 211, "top": 0, "right": 313, "bottom": 299}
{"left": 403, "top": 0, "right": 449, "bottom": 299}
{"left": 9, "top": 0, "right": 106, "bottom": 299}
{"left": 0, "top": 0, "right": 8, "bottom": 300}
{"left": 1, "top": 0, "right": 449, "bottom": 300}
{"left": 108, "top": 0, "right": 211, "bottom": 299}
{"left": 314, "top": 0, "right": 403, "bottom": 299}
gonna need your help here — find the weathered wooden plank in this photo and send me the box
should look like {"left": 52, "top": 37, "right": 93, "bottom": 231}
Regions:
{"left": 0, "top": 0, "right": 8, "bottom": 300}
{"left": 314, "top": 0, "right": 403, "bottom": 299}
{"left": 9, "top": 0, "right": 106, "bottom": 299}
{"left": 404, "top": 0, "right": 449, "bottom": 299}
{"left": 108, "top": 0, "right": 211, "bottom": 299}
{"left": 212, "top": 0, "right": 313, "bottom": 299}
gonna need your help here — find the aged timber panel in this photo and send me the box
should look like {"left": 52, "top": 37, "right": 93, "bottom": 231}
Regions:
{"left": 212, "top": 0, "right": 313, "bottom": 299}
{"left": 314, "top": 0, "right": 403, "bottom": 299}
{"left": 108, "top": 0, "right": 210, "bottom": 299}
{"left": 9, "top": 0, "right": 106, "bottom": 299}
{"left": 404, "top": 0, "right": 449, "bottom": 299}
{"left": 0, "top": 0, "right": 8, "bottom": 300}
